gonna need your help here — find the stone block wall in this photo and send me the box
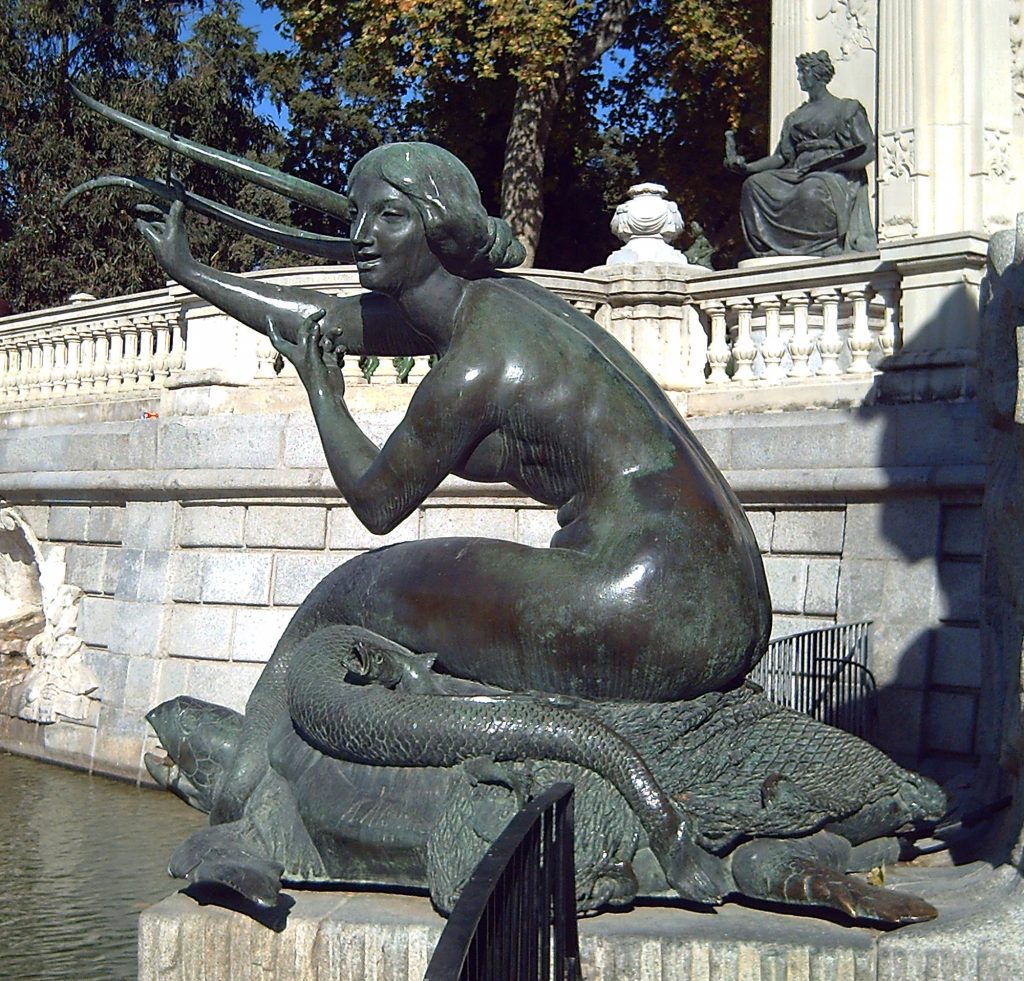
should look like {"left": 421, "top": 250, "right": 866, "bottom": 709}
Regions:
{"left": 0, "top": 388, "right": 985, "bottom": 784}
{"left": 742, "top": 499, "right": 983, "bottom": 775}
{"left": 685, "top": 397, "right": 985, "bottom": 776}
{"left": 7, "top": 489, "right": 560, "bottom": 782}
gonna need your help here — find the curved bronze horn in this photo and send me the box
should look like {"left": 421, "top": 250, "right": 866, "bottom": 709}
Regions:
{"left": 62, "top": 175, "right": 354, "bottom": 262}
{"left": 70, "top": 84, "right": 351, "bottom": 220}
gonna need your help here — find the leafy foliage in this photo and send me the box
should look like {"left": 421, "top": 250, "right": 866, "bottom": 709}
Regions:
{"left": 0, "top": 0, "right": 769, "bottom": 310}
{"left": 0, "top": 0, "right": 294, "bottom": 312}
{"left": 268, "top": 0, "right": 768, "bottom": 268}
{"left": 609, "top": 0, "right": 770, "bottom": 264}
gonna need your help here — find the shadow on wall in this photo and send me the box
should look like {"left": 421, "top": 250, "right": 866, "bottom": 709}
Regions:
{"left": 851, "top": 285, "right": 985, "bottom": 793}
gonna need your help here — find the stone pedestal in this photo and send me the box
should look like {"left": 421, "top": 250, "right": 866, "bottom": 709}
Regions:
{"left": 139, "top": 863, "right": 1024, "bottom": 980}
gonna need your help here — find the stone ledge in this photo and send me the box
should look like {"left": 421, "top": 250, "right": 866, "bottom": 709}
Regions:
{"left": 139, "top": 864, "right": 1024, "bottom": 980}
{"left": 0, "top": 463, "right": 987, "bottom": 506}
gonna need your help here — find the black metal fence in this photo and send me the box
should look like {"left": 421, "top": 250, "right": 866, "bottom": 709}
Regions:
{"left": 425, "top": 782, "right": 582, "bottom": 981}
{"left": 750, "top": 620, "right": 877, "bottom": 740}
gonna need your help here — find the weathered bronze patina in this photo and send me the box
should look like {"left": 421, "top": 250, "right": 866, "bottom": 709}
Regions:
{"left": 725, "top": 50, "right": 877, "bottom": 258}
{"left": 71, "top": 89, "right": 945, "bottom": 926}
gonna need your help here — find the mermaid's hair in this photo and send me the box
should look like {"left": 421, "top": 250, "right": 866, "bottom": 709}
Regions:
{"left": 349, "top": 143, "right": 526, "bottom": 277}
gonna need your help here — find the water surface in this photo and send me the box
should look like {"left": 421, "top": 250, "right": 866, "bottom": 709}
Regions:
{"left": 0, "top": 752, "right": 206, "bottom": 980}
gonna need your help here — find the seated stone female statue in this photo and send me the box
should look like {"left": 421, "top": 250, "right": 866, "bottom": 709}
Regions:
{"left": 136, "top": 143, "right": 771, "bottom": 822}
{"left": 727, "top": 50, "right": 877, "bottom": 257}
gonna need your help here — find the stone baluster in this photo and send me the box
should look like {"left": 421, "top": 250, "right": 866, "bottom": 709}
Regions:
{"left": 876, "top": 281, "right": 900, "bottom": 358}
{"left": 86, "top": 327, "right": 106, "bottom": 393}
{"left": 3, "top": 345, "right": 17, "bottom": 404}
{"left": 49, "top": 333, "right": 68, "bottom": 397}
{"left": 0, "top": 345, "right": 10, "bottom": 404}
{"left": 12, "top": 340, "right": 29, "bottom": 403}
{"left": 702, "top": 300, "right": 730, "bottom": 384}
{"left": 135, "top": 313, "right": 156, "bottom": 386}
{"left": 727, "top": 297, "right": 757, "bottom": 381}
{"left": 37, "top": 336, "right": 54, "bottom": 398}
{"left": 68, "top": 331, "right": 87, "bottom": 397}
{"left": 83, "top": 327, "right": 103, "bottom": 394}
{"left": 168, "top": 316, "right": 186, "bottom": 375}
{"left": 101, "top": 320, "right": 121, "bottom": 394}
{"left": 25, "top": 336, "right": 43, "bottom": 401}
{"left": 782, "top": 290, "right": 814, "bottom": 378}
{"left": 758, "top": 294, "right": 787, "bottom": 383}
{"left": 813, "top": 288, "right": 842, "bottom": 375}
{"left": 152, "top": 312, "right": 172, "bottom": 384}
{"left": 120, "top": 316, "right": 139, "bottom": 391}
{"left": 844, "top": 285, "right": 875, "bottom": 373}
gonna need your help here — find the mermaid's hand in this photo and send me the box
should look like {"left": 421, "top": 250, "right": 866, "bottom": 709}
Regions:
{"left": 267, "top": 309, "right": 345, "bottom": 399}
{"left": 135, "top": 197, "right": 194, "bottom": 277}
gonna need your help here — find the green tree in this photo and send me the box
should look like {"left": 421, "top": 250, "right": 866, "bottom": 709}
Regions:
{"left": 0, "top": 0, "right": 288, "bottom": 312}
{"left": 266, "top": 0, "right": 767, "bottom": 269}
{"left": 608, "top": 0, "right": 770, "bottom": 266}
{"left": 271, "top": 0, "right": 636, "bottom": 266}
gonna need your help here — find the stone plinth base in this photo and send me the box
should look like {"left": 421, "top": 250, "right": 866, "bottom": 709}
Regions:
{"left": 140, "top": 864, "right": 1024, "bottom": 980}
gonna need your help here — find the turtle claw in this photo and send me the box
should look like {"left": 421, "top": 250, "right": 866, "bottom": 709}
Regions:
{"left": 780, "top": 859, "right": 937, "bottom": 925}
{"left": 169, "top": 822, "right": 284, "bottom": 908}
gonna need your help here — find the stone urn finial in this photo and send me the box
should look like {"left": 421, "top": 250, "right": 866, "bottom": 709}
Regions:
{"left": 606, "top": 183, "right": 688, "bottom": 266}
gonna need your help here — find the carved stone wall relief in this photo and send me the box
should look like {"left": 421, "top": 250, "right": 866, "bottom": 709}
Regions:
{"left": 1011, "top": 1, "right": 1024, "bottom": 114}
{"left": 815, "top": 0, "right": 877, "bottom": 60}
{"left": 0, "top": 507, "right": 98, "bottom": 724}
{"left": 0, "top": 512, "right": 43, "bottom": 657}
{"left": 986, "top": 128, "right": 1014, "bottom": 180}
{"left": 879, "top": 128, "right": 916, "bottom": 182}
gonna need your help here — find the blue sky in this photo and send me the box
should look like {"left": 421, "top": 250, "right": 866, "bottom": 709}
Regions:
{"left": 238, "top": 1, "right": 291, "bottom": 53}
{"left": 236, "top": 2, "right": 291, "bottom": 123}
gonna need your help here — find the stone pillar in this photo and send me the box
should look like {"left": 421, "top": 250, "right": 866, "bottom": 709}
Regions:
{"left": 163, "top": 288, "right": 265, "bottom": 415}
{"left": 877, "top": 0, "right": 1018, "bottom": 241}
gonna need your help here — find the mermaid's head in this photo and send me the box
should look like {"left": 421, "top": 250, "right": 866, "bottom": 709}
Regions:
{"left": 349, "top": 143, "right": 525, "bottom": 278}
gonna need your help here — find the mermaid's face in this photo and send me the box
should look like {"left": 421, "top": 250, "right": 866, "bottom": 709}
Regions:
{"left": 348, "top": 172, "right": 442, "bottom": 295}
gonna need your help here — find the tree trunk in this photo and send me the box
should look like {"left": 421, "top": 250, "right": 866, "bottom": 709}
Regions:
{"left": 500, "top": 0, "right": 637, "bottom": 267}
{"left": 500, "top": 78, "right": 563, "bottom": 267}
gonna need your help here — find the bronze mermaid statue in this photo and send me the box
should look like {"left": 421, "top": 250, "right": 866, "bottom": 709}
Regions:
{"left": 69, "top": 88, "right": 947, "bottom": 925}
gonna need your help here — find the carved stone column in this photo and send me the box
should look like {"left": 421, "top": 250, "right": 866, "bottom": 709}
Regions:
{"left": 875, "top": 0, "right": 1017, "bottom": 239}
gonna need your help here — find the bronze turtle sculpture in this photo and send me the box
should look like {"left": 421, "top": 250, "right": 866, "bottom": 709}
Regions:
{"left": 147, "top": 624, "right": 945, "bottom": 925}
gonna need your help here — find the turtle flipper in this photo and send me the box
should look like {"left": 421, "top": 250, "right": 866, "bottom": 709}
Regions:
{"left": 730, "top": 832, "right": 936, "bottom": 925}
{"left": 169, "top": 822, "right": 284, "bottom": 908}
{"left": 658, "top": 821, "right": 732, "bottom": 904}
{"left": 798, "top": 868, "right": 937, "bottom": 924}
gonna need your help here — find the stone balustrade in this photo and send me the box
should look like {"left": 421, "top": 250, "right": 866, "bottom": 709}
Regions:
{"left": 0, "top": 232, "right": 988, "bottom": 412}
{"left": 0, "top": 289, "right": 185, "bottom": 408}
{"left": 686, "top": 262, "right": 901, "bottom": 386}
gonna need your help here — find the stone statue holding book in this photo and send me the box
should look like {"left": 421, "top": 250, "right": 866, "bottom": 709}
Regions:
{"left": 725, "top": 50, "right": 877, "bottom": 258}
